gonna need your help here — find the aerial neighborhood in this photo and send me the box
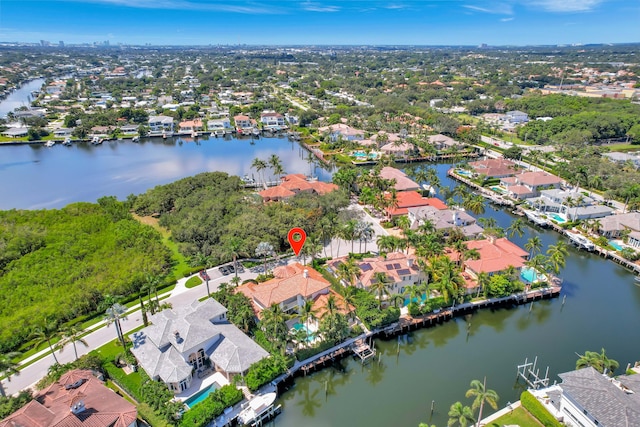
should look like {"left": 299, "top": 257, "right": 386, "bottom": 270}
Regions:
{"left": 1, "top": 41, "right": 640, "bottom": 427}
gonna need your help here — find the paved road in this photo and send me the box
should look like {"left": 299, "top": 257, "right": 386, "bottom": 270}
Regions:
{"left": 2, "top": 204, "right": 390, "bottom": 396}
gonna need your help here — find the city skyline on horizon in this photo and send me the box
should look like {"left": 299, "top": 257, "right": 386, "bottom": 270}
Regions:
{"left": 1, "top": 0, "right": 638, "bottom": 47}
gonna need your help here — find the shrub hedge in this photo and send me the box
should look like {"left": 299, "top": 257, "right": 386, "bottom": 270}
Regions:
{"left": 245, "top": 355, "right": 289, "bottom": 392}
{"left": 179, "top": 384, "right": 243, "bottom": 427}
{"left": 520, "top": 391, "right": 563, "bottom": 427}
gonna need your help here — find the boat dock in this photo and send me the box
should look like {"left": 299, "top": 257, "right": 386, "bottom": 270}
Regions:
{"left": 351, "top": 338, "right": 376, "bottom": 363}
{"left": 447, "top": 169, "right": 514, "bottom": 207}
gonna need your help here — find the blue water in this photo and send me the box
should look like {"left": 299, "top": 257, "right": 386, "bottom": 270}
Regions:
{"left": 548, "top": 213, "right": 566, "bottom": 223}
{"left": 491, "top": 186, "right": 506, "bottom": 194}
{"left": 520, "top": 267, "right": 537, "bottom": 283}
{"left": 185, "top": 383, "right": 218, "bottom": 408}
{"left": 292, "top": 323, "right": 315, "bottom": 342}
{"left": 609, "top": 240, "right": 623, "bottom": 251}
{"left": 456, "top": 169, "right": 472, "bottom": 177}
{"left": 403, "top": 293, "right": 427, "bottom": 307}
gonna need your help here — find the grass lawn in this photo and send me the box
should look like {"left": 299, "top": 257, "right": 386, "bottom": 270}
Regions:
{"left": 601, "top": 143, "right": 640, "bottom": 152}
{"left": 133, "top": 214, "right": 192, "bottom": 277}
{"left": 488, "top": 406, "right": 544, "bottom": 427}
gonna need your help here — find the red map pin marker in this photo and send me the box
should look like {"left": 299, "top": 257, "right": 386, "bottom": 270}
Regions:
{"left": 288, "top": 228, "right": 307, "bottom": 256}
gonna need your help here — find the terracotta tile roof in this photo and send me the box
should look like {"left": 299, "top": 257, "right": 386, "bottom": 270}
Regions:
{"left": 514, "top": 171, "right": 563, "bottom": 186}
{"left": 386, "top": 191, "right": 447, "bottom": 216}
{"left": 236, "top": 263, "right": 331, "bottom": 311}
{"left": 327, "top": 252, "right": 422, "bottom": 290}
{"left": 508, "top": 185, "right": 534, "bottom": 195}
{"left": 469, "top": 158, "right": 517, "bottom": 178}
{"left": 378, "top": 167, "right": 420, "bottom": 192}
{"left": 259, "top": 174, "right": 338, "bottom": 201}
{"left": 0, "top": 370, "right": 137, "bottom": 427}
{"left": 259, "top": 186, "right": 295, "bottom": 200}
{"left": 464, "top": 238, "right": 528, "bottom": 274}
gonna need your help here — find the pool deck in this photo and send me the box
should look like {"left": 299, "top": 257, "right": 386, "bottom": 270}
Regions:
{"left": 176, "top": 371, "right": 229, "bottom": 402}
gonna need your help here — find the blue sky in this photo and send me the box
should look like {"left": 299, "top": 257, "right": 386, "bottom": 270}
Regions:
{"left": 1, "top": 0, "right": 638, "bottom": 46}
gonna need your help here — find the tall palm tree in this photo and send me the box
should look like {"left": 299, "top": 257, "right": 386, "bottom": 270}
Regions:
{"left": 465, "top": 377, "right": 499, "bottom": 427}
{"left": 268, "top": 154, "right": 284, "bottom": 181}
{"left": 223, "top": 236, "right": 245, "bottom": 279}
{"left": 506, "top": 218, "right": 525, "bottom": 238}
{"left": 251, "top": 158, "right": 268, "bottom": 185}
{"left": 299, "top": 300, "right": 317, "bottom": 346}
{"left": 462, "top": 194, "right": 485, "bottom": 215}
{"left": 546, "top": 241, "right": 568, "bottom": 274}
{"left": 576, "top": 348, "right": 619, "bottom": 376}
{"left": 105, "top": 303, "right": 128, "bottom": 349}
{"left": 475, "top": 272, "right": 490, "bottom": 298}
{"left": 30, "top": 321, "right": 63, "bottom": 365}
{"left": 61, "top": 325, "right": 89, "bottom": 361}
{"left": 524, "top": 236, "right": 542, "bottom": 259}
{"left": 255, "top": 241, "right": 274, "bottom": 273}
{"left": 370, "top": 272, "right": 392, "bottom": 309}
{"left": 0, "top": 351, "right": 21, "bottom": 397}
{"left": 447, "top": 401, "right": 476, "bottom": 427}
{"left": 261, "top": 303, "right": 290, "bottom": 354}
{"left": 337, "top": 257, "right": 360, "bottom": 287}
{"left": 376, "top": 235, "right": 397, "bottom": 253}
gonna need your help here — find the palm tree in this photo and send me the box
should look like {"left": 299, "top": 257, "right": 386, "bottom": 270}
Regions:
{"left": 524, "top": 236, "right": 542, "bottom": 259}
{"left": 463, "top": 194, "right": 486, "bottom": 215}
{"left": 370, "top": 272, "right": 392, "bottom": 309}
{"left": 576, "top": 348, "right": 619, "bottom": 376}
{"left": 546, "top": 241, "right": 568, "bottom": 274}
{"left": 256, "top": 241, "right": 274, "bottom": 273}
{"left": 465, "top": 377, "right": 499, "bottom": 427}
{"left": 475, "top": 272, "right": 490, "bottom": 298}
{"left": 30, "top": 321, "right": 63, "bottom": 365}
{"left": 223, "top": 236, "right": 245, "bottom": 280}
{"left": 447, "top": 401, "right": 476, "bottom": 427}
{"left": 377, "top": 235, "right": 397, "bottom": 253}
{"left": 144, "top": 273, "right": 161, "bottom": 309}
{"left": 268, "top": 154, "right": 284, "bottom": 181}
{"left": 261, "top": 303, "right": 290, "bottom": 354}
{"left": 105, "top": 303, "right": 128, "bottom": 349}
{"left": 299, "top": 300, "right": 317, "bottom": 346}
{"left": 251, "top": 158, "right": 268, "bottom": 185}
{"left": 506, "top": 218, "right": 525, "bottom": 238}
{"left": 431, "top": 255, "right": 464, "bottom": 304}
{"left": 0, "top": 351, "right": 21, "bottom": 397}
{"left": 337, "top": 257, "right": 360, "bottom": 287}
{"left": 61, "top": 325, "right": 89, "bottom": 361}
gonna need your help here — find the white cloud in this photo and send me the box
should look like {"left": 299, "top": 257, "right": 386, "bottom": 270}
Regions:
{"left": 529, "top": 0, "right": 605, "bottom": 12}
{"left": 463, "top": 3, "right": 514, "bottom": 15}
{"left": 301, "top": 1, "right": 340, "bottom": 12}
{"left": 501, "top": 17, "right": 515, "bottom": 21}
{"left": 68, "top": 0, "right": 278, "bottom": 14}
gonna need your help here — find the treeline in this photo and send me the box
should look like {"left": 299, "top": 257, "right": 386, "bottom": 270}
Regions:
{"left": 130, "top": 172, "right": 350, "bottom": 263}
{"left": 0, "top": 198, "right": 171, "bottom": 352}
{"left": 508, "top": 94, "right": 640, "bottom": 144}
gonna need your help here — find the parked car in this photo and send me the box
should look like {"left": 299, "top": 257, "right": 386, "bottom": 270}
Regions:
{"left": 219, "top": 266, "right": 231, "bottom": 275}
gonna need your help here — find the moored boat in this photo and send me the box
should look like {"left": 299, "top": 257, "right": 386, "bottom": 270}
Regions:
{"left": 44, "top": 140, "right": 55, "bottom": 147}
{"left": 237, "top": 392, "right": 279, "bottom": 426}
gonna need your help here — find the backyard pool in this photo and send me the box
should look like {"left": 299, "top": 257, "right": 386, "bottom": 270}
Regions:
{"left": 185, "top": 382, "right": 218, "bottom": 408}
{"left": 352, "top": 151, "right": 378, "bottom": 160}
{"left": 404, "top": 293, "right": 427, "bottom": 307}
{"left": 520, "top": 267, "right": 537, "bottom": 283}
{"left": 292, "top": 323, "right": 315, "bottom": 342}
{"left": 456, "top": 169, "right": 473, "bottom": 177}
{"left": 548, "top": 213, "right": 566, "bottom": 223}
{"left": 609, "top": 240, "right": 623, "bottom": 251}
{"left": 490, "top": 186, "right": 506, "bottom": 195}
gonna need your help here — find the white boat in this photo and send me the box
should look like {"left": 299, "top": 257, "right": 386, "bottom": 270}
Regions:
{"left": 252, "top": 127, "right": 260, "bottom": 136}
{"left": 524, "top": 210, "right": 549, "bottom": 227}
{"left": 566, "top": 231, "right": 595, "bottom": 251}
{"left": 237, "top": 392, "right": 278, "bottom": 426}
{"left": 132, "top": 136, "right": 140, "bottom": 143}
{"left": 62, "top": 137, "right": 72, "bottom": 146}
{"left": 214, "top": 129, "right": 226, "bottom": 136}
{"left": 91, "top": 136, "right": 103, "bottom": 145}
{"left": 44, "top": 140, "right": 55, "bottom": 147}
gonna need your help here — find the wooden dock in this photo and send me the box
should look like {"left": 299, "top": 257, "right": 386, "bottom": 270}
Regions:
{"left": 352, "top": 338, "right": 376, "bottom": 363}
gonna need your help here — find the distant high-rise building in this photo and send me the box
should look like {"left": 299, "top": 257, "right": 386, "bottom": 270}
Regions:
{"left": 59, "top": 40, "right": 64, "bottom": 47}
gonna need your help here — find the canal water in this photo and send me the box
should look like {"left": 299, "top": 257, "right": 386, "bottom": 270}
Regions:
{"left": 273, "top": 162, "right": 640, "bottom": 427}
{"left": 0, "top": 136, "right": 331, "bottom": 210}
{"left": 0, "top": 78, "right": 46, "bottom": 118}
{"left": 1, "top": 139, "right": 638, "bottom": 426}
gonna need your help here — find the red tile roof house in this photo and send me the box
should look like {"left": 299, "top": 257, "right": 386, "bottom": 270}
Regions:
{"left": 178, "top": 119, "right": 203, "bottom": 133}
{"left": 385, "top": 191, "right": 447, "bottom": 218}
{"left": 326, "top": 252, "right": 426, "bottom": 301}
{"left": 233, "top": 114, "right": 252, "bottom": 130}
{"left": 259, "top": 174, "right": 338, "bottom": 202}
{"left": 378, "top": 167, "right": 421, "bottom": 192}
{"left": 462, "top": 237, "right": 529, "bottom": 278}
{"left": 236, "top": 264, "right": 332, "bottom": 317}
{"left": 500, "top": 171, "right": 563, "bottom": 200}
{"left": 0, "top": 369, "right": 137, "bottom": 427}
{"left": 468, "top": 158, "right": 518, "bottom": 178}
{"left": 317, "top": 124, "right": 365, "bottom": 142}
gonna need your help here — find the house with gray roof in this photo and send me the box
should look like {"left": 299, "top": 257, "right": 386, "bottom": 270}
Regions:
{"left": 528, "top": 189, "right": 614, "bottom": 221}
{"left": 407, "top": 206, "right": 484, "bottom": 238}
{"left": 554, "top": 367, "right": 640, "bottom": 427}
{"left": 130, "top": 298, "right": 268, "bottom": 394}
{"left": 599, "top": 212, "right": 640, "bottom": 248}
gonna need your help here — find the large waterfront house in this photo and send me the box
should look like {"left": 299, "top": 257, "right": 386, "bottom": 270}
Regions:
{"left": 130, "top": 299, "right": 269, "bottom": 393}
{"left": 528, "top": 189, "right": 614, "bottom": 221}
{"left": 377, "top": 167, "right": 421, "bottom": 192}
{"left": 500, "top": 171, "right": 563, "bottom": 200}
{"left": 207, "top": 118, "right": 232, "bottom": 132}
{"left": 427, "top": 134, "right": 462, "bottom": 151}
{"left": 178, "top": 119, "right": 203, "bottom": 134}
{"left": 260, "top": 111, "right": 286, "bottom": 128}
{"left": 0, "top": 369, "right": 137, "bottom": 427}
{"left": 505, "top": 110, "right": 529, "bottom": 124}
{"left": 407, "top": 205, "right": 484, "bottom": 238}
{"left": 385, "top": 191, "right": 447, "bottom": 218}
{"left": 380, "top": 141, "right": 418, "bottom": 158}
{"left": 539, "top": 366, "right": 640, "bottom": 427}
{"left": 318, "top": 123, "right": 365, "bottom": 142}
{"left": 599, "top": 212, "right": 640, "bottom": 248}
{"left": 236, "top": 263, "right": 332, "bottom": 316}
{"left": 233, "top": 114, "right": 252, "bottom": 130}
{"left": 468, "top": 158, "right": 517, "bottom": 178}
{"left": 258, "top": 174, "right": 338, "bottom": 202}
{"left": 326, "top": 252, "right": 426, "bottom": 297}
{"left": 148, "top": 115, "right": 174, "bottom": 134}
{"left": 461, "top": 237, "right": 529, "bottom": 277}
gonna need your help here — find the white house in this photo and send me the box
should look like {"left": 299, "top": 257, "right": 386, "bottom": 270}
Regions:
{"left": 234, "top": 114, "right": 252, "bottom": 129}
{"left": 260, "top": 111, "right": 286, "bottom": 128}
{"left": 529, "top": 189, "right": 614, "bottom": 221}
{"left": 148, "top": 115, "right": 174, "bottom": 134}
{"left": 505, "top": 110, "right": 529, "bottom": 124}
{"left": 131, "top": 299, "right": 269, "bottom": 393}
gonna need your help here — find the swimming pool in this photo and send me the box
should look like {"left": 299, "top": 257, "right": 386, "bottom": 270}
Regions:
{"left": 352, "top": 151, "right": 378, "bottom": 160}
{"left": 292, "top": 323, "right": 315, "bottom": 342}
{"left": 456, "top": 169, "right": 473, "bottom": 177}
{"left": 609, "top": 240, "right": 623, "bottom": 251}
{"left": 520, "top": 267, "right": 538, "bottom": 283}
{"left": 490, "top": 186, "right": 506, "bottom": 195}
{"left": 404, "top": 293, "right": 427, "bottom": 307}
{"left": 548, "top": 213, "right": 566, "bottom": 223}
{"left": 185, "top": 383, "right": 218, "bottom": 408}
